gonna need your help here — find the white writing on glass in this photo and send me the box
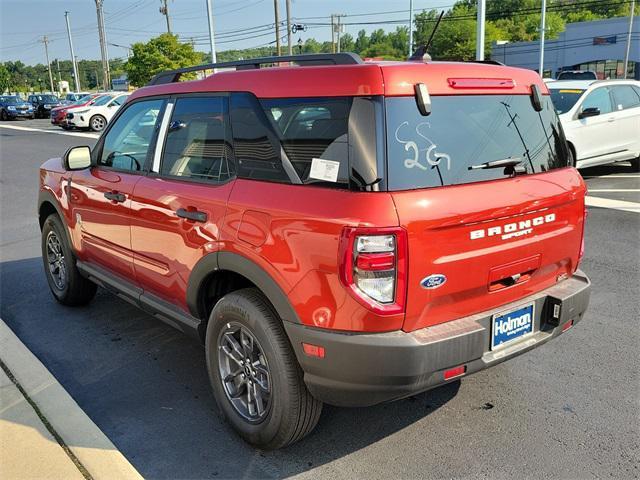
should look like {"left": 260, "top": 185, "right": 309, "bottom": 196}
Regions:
{"left": 394, "top": 121, "right": 451, "bottom": 171}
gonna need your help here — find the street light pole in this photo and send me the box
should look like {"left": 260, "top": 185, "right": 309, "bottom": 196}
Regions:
{"left": 476, "top": 0, "right": 485, "bottom": 60}
{"left": 64, "top": 11, "right": 81, "bottom": 91}
{"left": 206, "top": 0, "right": 217, "bottom": 63}
{"left": 623, "top": 0, "right": 635, "bottom": 79}
{"left": 539, "top": 0, "right": 547, "bottom": 76}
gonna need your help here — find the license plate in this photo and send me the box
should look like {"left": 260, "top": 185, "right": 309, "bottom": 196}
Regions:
{"left": 491, "top": 303, "right": 534, "bottom": 350}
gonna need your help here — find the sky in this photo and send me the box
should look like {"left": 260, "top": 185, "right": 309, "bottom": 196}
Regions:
{"left": 0, "top": 0, "right": 451, "bottom": 65}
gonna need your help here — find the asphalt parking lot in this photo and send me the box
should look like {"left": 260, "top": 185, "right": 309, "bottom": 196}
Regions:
{"left": 1, "top": 119, "right": 639, "bottom": 479}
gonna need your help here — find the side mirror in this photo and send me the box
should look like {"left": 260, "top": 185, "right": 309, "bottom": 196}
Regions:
{"left": 63, "top": 146, "right": 92, "bottom": 171}
{"left": 578, "top": 107, "right": 600, "bottom": 119}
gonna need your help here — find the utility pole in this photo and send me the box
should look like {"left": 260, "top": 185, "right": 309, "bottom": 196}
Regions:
{"left": 64, "top": 11, "right": 81, "bottom": 91}
{"left": 336, "top": 15, "right": 344, "bottom": 52}
{"left": 476, "top": 0, "right": 485, "bottom": 60}
{"left": 408, "top": 0, "right": 414, "bottom": 57}
{"left": 55, "top": 59, "right": 62, "bottom": 84}
{"left": 160, "top": 0, "right": 172, "bottom": 35}
{"left": 330, "top": 14, "right": 336, "bottom": 53}
{"left": 40, "top": 36, "right": 55, "bottom": 93}
{"left": 623, "top": 0, "right": 636, "bottom": 79}
{"left": 274, "top": 0, "right": 281, "bottom": 56}
{"left": 95, "top": 0, "right": 111, "bottom": 91}
{"left": 206, "top": 0, "right": 217, "bottom": 62}
{"left": 539, "top": 0, "right": 547, "bottom": 76}
{"left": 285, "top": 0, "right": 292, "bottom": 54}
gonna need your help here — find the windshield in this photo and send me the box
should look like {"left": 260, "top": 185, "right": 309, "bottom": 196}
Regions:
{"left": 92, "top": 94, "right": 114, "bottom": 106}
{"left": 41, "top": 95, "right": 58, "bottom": 103}
{"left": 549, "top": 88, "right": 585, "bottom": 114}
{"left": 2, "top": 96, "right": 22, "bottom": 104}
{"left": 385, "top": 94, "right": 569, "bottom": 190}
{"left": 558, "top": 72, "right": 596, "bottom": 80}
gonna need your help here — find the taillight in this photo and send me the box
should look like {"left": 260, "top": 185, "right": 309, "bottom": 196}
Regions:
{"left": 577, "top": 206, "right": 587, "bottom": 269}
{"left": 339, "top": 227, "right": 407, "bottom": 315}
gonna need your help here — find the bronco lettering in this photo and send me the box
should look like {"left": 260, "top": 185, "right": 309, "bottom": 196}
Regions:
{"left": 469, "top": 213, "right": 556, "bottom": 240}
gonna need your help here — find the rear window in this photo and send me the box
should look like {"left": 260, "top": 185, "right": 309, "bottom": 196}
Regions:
{"left": 385, "top": 94, "right": 569, "bottom": 190}
{"left": 550, "top": 88, "right": 585, "bottom": 114}
{"left": 557, "top": 72, "right": 596, "bottom": 80}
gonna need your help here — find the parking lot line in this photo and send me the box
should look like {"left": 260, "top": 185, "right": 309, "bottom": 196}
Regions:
{"left": 585, "top": 195, "right": 640, "bottom": 213}
{"left": 0, "top": 320, "right": 142, "bottom": 480}
{"left": 0, "top": 124, "right": 99, "bottom": 139}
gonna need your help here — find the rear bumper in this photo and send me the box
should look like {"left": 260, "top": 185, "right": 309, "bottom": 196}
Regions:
{"left": 284, "top": 270, "right": 591, "bottom": 407}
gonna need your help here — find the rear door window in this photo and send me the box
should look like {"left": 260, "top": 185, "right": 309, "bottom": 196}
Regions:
{"left": 385, "top": 94, "right": 569, "bottom": 190}
{"left": 611, "top": 85, "right": 640, "bottom": 110}
{"left": 160, "top": 96, "right": 233, "bottom": 182}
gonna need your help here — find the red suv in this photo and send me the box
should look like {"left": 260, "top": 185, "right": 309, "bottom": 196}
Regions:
{"left": 38, "top": 53, "right": 591, "bottom": 449}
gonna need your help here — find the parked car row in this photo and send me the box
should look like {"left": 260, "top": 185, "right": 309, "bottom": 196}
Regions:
{"left": 51, "top": 91, "right": 130, "bottom": 132}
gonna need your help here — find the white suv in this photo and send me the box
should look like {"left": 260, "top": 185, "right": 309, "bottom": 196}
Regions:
{"left": 66, "top": 92, "right": 130, "bottom": 132}
{"left": 548, "top": 80, "right": 640, "bottom": 171}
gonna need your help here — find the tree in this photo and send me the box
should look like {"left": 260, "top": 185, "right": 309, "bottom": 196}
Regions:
{"left": 125, "top": 34, "right": 203, "bottom": 87}
{"left": 0, "top": 64, "right": 11, "bottom": 93}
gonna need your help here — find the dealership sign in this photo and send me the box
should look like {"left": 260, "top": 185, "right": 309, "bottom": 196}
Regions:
{"left": 593, "top": 36, "right": 617, "bottom": 45}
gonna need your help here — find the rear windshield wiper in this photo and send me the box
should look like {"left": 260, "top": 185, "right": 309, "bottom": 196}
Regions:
{"left": 468, "top": 157, "right": 523, "bottom": 170}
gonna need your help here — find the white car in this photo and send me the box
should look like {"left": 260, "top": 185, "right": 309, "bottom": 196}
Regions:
{"left": 66, "top": 92, "right": 130, "bottom": 132}
{"left": 547, "top": 80, "right": 640, "bottom": 171}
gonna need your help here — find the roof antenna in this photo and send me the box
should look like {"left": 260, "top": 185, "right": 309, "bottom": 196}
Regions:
{"left": 409, "top": 10, "right": 444, "bottom": 62}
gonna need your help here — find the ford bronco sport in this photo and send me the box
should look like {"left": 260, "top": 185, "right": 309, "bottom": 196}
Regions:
{"left": 38, "top": 53, "right": 591, "bottom": 449}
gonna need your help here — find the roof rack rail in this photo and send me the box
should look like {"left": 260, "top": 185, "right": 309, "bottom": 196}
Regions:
{"left": 469, "top": 60, "right": 505, "bottom": 66}
{"left": 147, "top": 52, "right": 364, "bottom": 86}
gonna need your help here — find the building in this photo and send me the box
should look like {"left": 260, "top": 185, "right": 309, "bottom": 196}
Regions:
{"left": 491, "top": 16, "right": 639, "bottom": 79}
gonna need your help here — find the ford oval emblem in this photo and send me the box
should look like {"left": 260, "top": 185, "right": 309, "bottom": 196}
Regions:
{"left": 421, "top": 274, "right": 447, "bottom": 289}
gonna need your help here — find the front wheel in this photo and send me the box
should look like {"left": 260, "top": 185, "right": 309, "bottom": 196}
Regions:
{"left": 89, "top": 114, "right": 106, "bottom": 132}
{"left": 0, "top": 110, "right": 7, "bottom": 121}
{"left": 41, "top": 214, "right": 97, "bottom": 306}
{"left": 205, "top": 288, "right": 322, "bottom": 449}
{"left": 631, "top": 157, "right": 640, "bottom": 172}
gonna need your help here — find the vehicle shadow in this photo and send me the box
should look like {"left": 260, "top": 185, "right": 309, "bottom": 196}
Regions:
{"left": 579, "top": 161, "right": 635, "bottom": 178}
{"left": 0, "top": 257, "right": 460, "bottom": 479}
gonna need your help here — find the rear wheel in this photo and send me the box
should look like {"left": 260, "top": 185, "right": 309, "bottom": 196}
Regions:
{"left": 631, "top": 157, "right": 640, "bottom": 172}
{"left": 205, "top": 288, "right": 322, "bottom": 449}
{"left": 41, "top": 214, "right": 97, "bottom": 306}
{"left": 89, "top": 114, "right": 106, "bottom": 132}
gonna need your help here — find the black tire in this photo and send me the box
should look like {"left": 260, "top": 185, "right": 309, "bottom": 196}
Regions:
{"left": 41, "top": 214, "right": 97, "bottom": 306}
{"left": 0, "top": 110, "right": 7, "bottom": 121}
{"left": 205, "top": 288, "right": 322, "bottom": 449}
{"left": 89, "top": 114, "right": 106, "bottom": 132}
{"left": 631, "top": 157, "right": 640, "bottom": 172}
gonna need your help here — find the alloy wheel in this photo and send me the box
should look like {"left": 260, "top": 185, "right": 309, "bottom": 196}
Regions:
{"left": 46, "top": 231, "right": 67, "bottom": 290}
{"left": 91, "top": 116, "right": 105, "bottom": 131}
{"left": 217, "top": 322, "right": 271, "bottom": 422}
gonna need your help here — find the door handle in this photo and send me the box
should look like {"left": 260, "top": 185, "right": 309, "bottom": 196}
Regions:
{"left": 104, "top": 191, "right": 126, "bottom": 203}
{"left": 176, "top": 208, "right": 207, "bottom": 223}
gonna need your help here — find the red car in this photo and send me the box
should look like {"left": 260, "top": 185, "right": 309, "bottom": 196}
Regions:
{"left": 50, "top": 93, "right": 101, "bottom": 129}
{"left": 38, "top": 53, "right": 590, "bottom": 449}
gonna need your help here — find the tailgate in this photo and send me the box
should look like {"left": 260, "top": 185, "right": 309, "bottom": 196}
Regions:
{"left": 392, "top": 168, "right": 586, "bottom": 332}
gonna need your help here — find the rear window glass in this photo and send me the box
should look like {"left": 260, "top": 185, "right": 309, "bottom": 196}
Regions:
{"left": 549, "top": 88, "right": 585, "bottom": 114}
{"left": 261, "top": 97, "right": 350, "bottom": 185}
{"left": 557, "top": 72, "right": 596, "bottom": 80}
{"left": 385, "top": 94, "right": 569, "bottom": 191}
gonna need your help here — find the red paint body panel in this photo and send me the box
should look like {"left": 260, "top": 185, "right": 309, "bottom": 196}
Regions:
{"left": 391, "top": 168, "right": 586, "bottom": 332}
{"left": 129, "top": 176, "right": 233, "bottom": 308}
{"left": 68, "top": 168, "right": 142, "bottom": 280}
{"left": 222, "top": 179, "right": 403, "bottom": 332}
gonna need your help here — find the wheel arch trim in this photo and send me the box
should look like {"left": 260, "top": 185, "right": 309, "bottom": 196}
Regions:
{"left": 187, "top": 251, "right": 302, "bottom": 325}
